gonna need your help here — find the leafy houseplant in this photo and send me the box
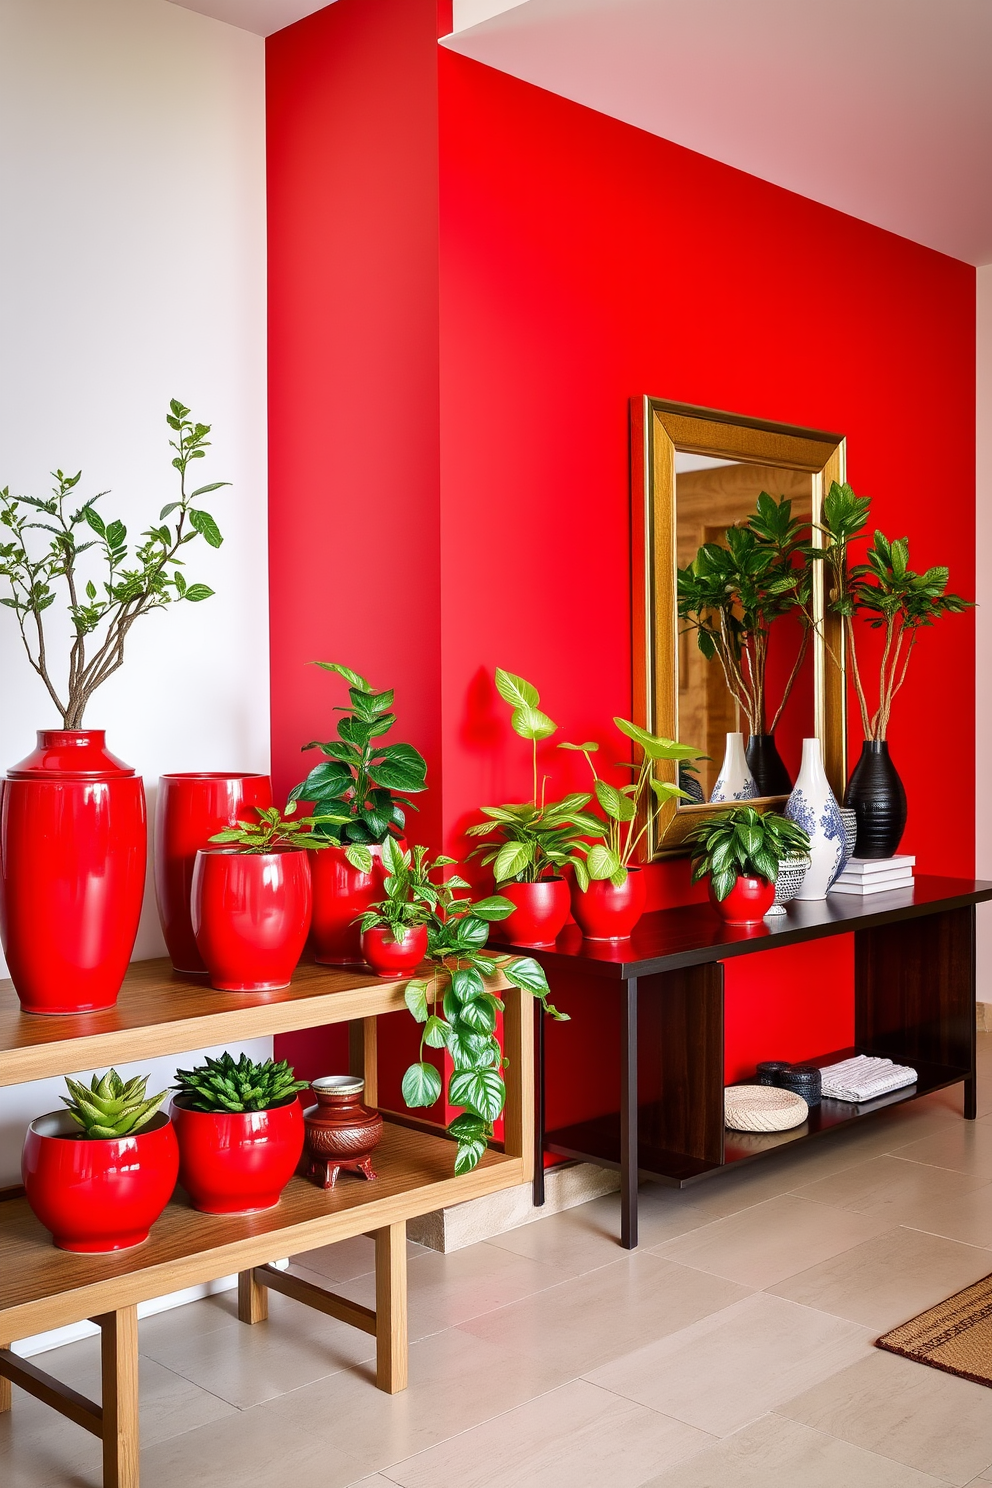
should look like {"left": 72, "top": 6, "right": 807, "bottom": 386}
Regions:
{"left": 62, "top": 1069, "right": 168, "bottom": 1139}
{"left": 686, "top": 806, "right": 810, "bottom": 926}
{"left": 356, "top": 837, "right": 449, "bottom": 975}
{"left": 208, "top": 803, "right": 332, "bottom": 854}
{"left": 173, "top": 1052, "right": 308, "bottom": 1112}
{"left": 400, "top": 870, "right": 567, "bottom": 1174}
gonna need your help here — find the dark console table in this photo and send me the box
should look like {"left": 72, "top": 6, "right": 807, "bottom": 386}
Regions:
{"left": 496, "top": 876, "right": 992, "bottom": 1249}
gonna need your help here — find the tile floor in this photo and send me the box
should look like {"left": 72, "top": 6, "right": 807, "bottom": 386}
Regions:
{"left": 8, "top": 1037, "right": 992, "bottom": 1486}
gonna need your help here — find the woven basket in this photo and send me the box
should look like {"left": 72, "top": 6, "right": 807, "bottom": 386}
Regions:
{"left": 724, "top": 1084, "right": 808, "bottom": 1132}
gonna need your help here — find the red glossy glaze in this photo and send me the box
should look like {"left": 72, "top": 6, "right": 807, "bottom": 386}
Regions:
{"left": 571, "top": 868, "right": 647, "bottom": 941}
{"left": 191, "top": 847, "right": 312, "bottom": 991}
{"left": 310, "top": 843, "right": 393, "bottom": 965}
{"left": 0, "top": 730, "right": 146, "bottom": 1014}
{"left": 171, "top": 1095, "right": 304, "bottom": 1214}
{"left": 499, "top": 878, "right": 571, "bottom": 947}
{"left": 22, "top": 1110, "right": 178, "bottom": 1252}
{"left": 709, "top": 874, "right": 776, "bottom": 927}
{"left": 155, "top": 772, "right": 272, "bottom": 973}
{"left": 361, "top": 923, "right": 428, "bottom": 977}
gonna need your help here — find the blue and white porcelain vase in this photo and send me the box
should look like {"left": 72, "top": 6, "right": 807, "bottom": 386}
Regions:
{"left": 786, "top": 738, "right": 845, "bottom": 900}
{"left": 710, "top": 732, "right": 758, "bottom": 804}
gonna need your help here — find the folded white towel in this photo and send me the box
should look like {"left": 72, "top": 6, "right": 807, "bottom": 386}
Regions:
{"left": 819, "top": 1054, "right": 917, "bottom": 1103}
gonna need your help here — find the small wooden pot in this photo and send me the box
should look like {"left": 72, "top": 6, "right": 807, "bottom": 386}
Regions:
{"left": 300, "top": 1075, "right": 382, "bottom": 1190}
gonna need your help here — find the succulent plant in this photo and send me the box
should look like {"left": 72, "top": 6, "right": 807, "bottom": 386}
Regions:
{"left": 62, "top": 1070, "right": 168, "bottom": 1140}
{"left": 173, "top": 1052, "right": 308, "bottom": 1114}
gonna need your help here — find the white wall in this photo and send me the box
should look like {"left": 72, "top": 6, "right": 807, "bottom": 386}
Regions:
{"left": 978, "top": 264, "right": 992, "bottom": 998}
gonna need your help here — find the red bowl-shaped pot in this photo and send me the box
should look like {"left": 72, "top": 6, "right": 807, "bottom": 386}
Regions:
{"left": 22, "top": 1110, "right": 178, "bottom": 1252}
{"left": 171, "top": 1095, "right": 304, "bottom": 1214}
{"left": 361, "top": 923, "right": 428, "bottom": 977}
{"left": 499, "top": 879, "right": 571, "bottom": 946}
{"left": 571, "top": 868, "right": 647, "bottom": 940}
{"left": 709, "top": 874, "right": 775, "bottom": 926}
{"left": 309, "top": 843, "right": 397, "bottom": 965}
{"left": 191, "top": 847, "right": 312, "bottom": 991}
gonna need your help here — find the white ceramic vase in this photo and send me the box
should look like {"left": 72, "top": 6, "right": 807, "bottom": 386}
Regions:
{"left": 710, "top": 732, "right": 758, "bottom": 804}
{"left": 785, "top": 738, "right": 845, "bottom": 900}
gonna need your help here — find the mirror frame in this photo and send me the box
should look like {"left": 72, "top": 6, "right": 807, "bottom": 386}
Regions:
{"left": 630, "top": 396, "right": 847, "bottom": 855}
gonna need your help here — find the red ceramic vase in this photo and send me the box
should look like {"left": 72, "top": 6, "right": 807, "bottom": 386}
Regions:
{"left": 22, "top": 1110, "right": 178, "bottom": 1252}
{"left": 0, "top": 730, "right": 146, "bottom": 1014}
{"left": 171, "top": 1094, "right": 304, "bottom": 1214}
{"left": 155, "top": 771, "right": 272, "bottom": 974}
{"left": 361, "top": 923, "right": 428, "bottom": 977}
{"left": 570, "top": 868, "right": 648, "bottom": 940}
{"left": 498, "top": 878, "right": 572, "bottom": 946}
{"left": 709, "top": 874, "right": 775, "bottom": 926}
{"left": 310, "top": 843, "right": 394, "bottom": 965}
{"left": 191, "top": 847, "right": 312, "bottom": 991}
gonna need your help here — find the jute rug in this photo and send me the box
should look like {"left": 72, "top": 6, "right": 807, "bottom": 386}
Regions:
{"left": 877, "top": 1273, "right": 992, "bottom": 1387}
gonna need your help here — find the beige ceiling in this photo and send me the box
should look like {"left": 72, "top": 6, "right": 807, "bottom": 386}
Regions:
{"left": 166, "top": 0, "right": 330, "bottom": 33}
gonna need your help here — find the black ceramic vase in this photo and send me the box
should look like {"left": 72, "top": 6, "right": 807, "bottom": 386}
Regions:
{"left": 843, "top": 741, "right": 907, "bottom": 859}
{"left": 744, "top": 734, "right": 793, "bottom": 796}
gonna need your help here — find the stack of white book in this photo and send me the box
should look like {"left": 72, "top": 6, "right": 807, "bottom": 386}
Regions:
{"left": 831, "top": 854, "right": 915, "bottom": 896}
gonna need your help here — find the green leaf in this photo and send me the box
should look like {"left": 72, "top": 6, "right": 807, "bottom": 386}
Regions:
{"left": 494, "top": 668, "right": 540, "bottom": 710}
{"left": 493, "top": 840, "right": 533, "bottom": 882}
{"left": 457, "top": 995, "right": 498, "bottom": 1034}
{"left": 188, "top": 508, "right": 223, "bottom": 548}
{"left": 511, "top": 704, "right": 556, "bottom": 742}
{"left": 184, "top": 583, "right": 214, "bottom": 602}
{"left": 586, "top": 843, "right": 622, "bottom": 880}
{"left": 313, "top": 660, "right": 371, "bottom": 689}
{"left": 368, "top": 742, "right": 427, "bottom": 792}
{"left": 614, "top": 718, "right": 700, "bottom": 761}
{"left": 345, "top": 843, "right": 373, "bottom": 873}
{"left": 594, "top": 779, "right": 635, "bottom": 821}
{"left": 455, "top": 915, "right": 489, "bottom": 948}
{"left": 451, "top": 967, "right": 486, "bottom": 1002}
{"left": 401, "top": 1061, "right": 442, "bottom": 1108}
{"left": 404, "top": 978, "right": 430, "bottom": 1023}
{"left": 83, "top": 506, "right": 106, "bottom": 537}
{"left": 449, "top": 1068, "right": 505, "bottom": 1122}
{"left": 469, "top": 895, "right": 514, "bottom": 921}
{"left": 423, "top": 1014, "right": 449, "bottom": 1049}
{"left": 453, "top": 1130, "right": 489, "bottom": 1174}
{"left": 189, "top": 481, "right": 231, "bottom": 497}
{"left": 502, "top": 956, "right": 550, "bottom": 997}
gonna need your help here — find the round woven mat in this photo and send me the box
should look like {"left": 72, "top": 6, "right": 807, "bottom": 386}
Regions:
{"left": 724, "top": 1084, "right": 808, "bottom": 1132}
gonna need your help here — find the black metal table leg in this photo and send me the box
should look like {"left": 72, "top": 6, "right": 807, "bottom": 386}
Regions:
{"left": 620, "top": 976, "right": 638, "bottom": 1249}
{"left": 533, "top": 998, "right": 546, "bottom": 1206}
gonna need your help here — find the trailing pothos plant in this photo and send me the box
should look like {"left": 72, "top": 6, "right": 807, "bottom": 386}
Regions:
{"left": 686, "top": 806, "right": 810, "bottom": 901}
{"left": 0, "top": 400, "right": 227, "bottom": 728}
{"left": 209, "top": 803, "right": 334, "bottom": 854}
{"left": 400, "top": 867, "right": 568, "bottom": 1173}
{"left": 561, "top": 720, "right": 701, "bottom": 886}
{"left": 288, "top": 662, "right": 428, "bottom": 869}
{"left": 466, "top": 669, "right": 601, "bottom": 884}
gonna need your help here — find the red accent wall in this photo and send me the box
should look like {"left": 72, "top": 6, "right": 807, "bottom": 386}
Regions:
{"left": 268, "top": 4, "right": 976, "bottom": 1118}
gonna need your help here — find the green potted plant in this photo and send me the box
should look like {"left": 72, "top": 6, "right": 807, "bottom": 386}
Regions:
{"left": 677, "top": 493, "right": 811, "bottom": 795}
{"left": 171, "top": 1052, "right": 308, "bottom": 1214}
{"left": 561, "top": 720, "right": 701, "bottom": 939}
{"left": 466, "top": 669, "right": 601, "bottom": 945}
{"left": 288, "top": 662, "right": 428, "bottom": 965}
{"left": 686, "top": 806, "right": 810, "bottom": 926}
{"left": 22, "top": 1070, "right": 177, "bottom": 1252}
{"left": 355, "top": 838, "right": 448, "bottom": 976}
{"left": 0, "top": 401, "right": 227, "bottom": 1015}
{"left": 400, "top": 869, "right": 567, "bottom": 1173}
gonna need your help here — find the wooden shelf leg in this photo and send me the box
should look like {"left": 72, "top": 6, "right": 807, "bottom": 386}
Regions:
{"left": 0, "top": 1345, "right": 10, "bottom": 1413}
{"left": 374, "top": 1220, "right": 408, "bottom": 1394}
{"left": 97, "top": 1307, "right": 139, "bottom": 1488}
{"left": 238, "top": 1268, "right": 269, "bottom": 1324}
{"left": 620, "top": 976, "right": 639, "bottom": 1251}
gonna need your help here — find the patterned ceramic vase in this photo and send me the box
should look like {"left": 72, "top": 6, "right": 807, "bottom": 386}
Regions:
{"left": 764, "top": 854, "right": 811, "bottom": 917}
{"left": 839, "top": 808, "right": 858, "bottom": 873}
{"left": 785, "top": 738, "right": 845, "bottom": 901}
{"left": 710, "top": 732, "right": 758, "bottom": 804}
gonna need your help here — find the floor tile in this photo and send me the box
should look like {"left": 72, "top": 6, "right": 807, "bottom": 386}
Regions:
{"left": 381, "top": 1378, "right": 711, "bottom": 1488}
{"left": 777, "top": 1348, "right": 992, "bottom": 1485}
{"left": 651, "top": 1195, "right": 892, "bottom": 1288}
{"left": 888, "top": 1114, "right": 992, "bottom": 1180}
{"left": 769, "top": 1225, "right": 992, "bottom": 1330}
{"left": 900, "top": 1178, "right": 992, "bottom": 1249}
{"left": 291, "top": 1234, "right": 426, "bottom": 1284}
{"left": 638, "top": 1412, "right": 953, "bottom": 1487}
{"left": 485, "top": 1191, "right": 713, "bottom": 1277}
{"left": 585, "top": 1293, "right": 872, "bottom": 1436}
{"left": 790, "top": 1154, "right": 991, "bottom": 1227}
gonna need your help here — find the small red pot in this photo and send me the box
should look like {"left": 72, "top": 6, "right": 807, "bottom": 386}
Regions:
{"left": 191, "top": 847, "right": 312, "bottom": 991}
{"left": 22, "top": 1110, "right": 178, "bottom": 1252}
{"left": 571, "top": 868, "right": 647, "bottom": 940}
{"left": 171, "top": 1094, "right": 304, "bottom": 1214}
{"left": 310, "top": 843, "right": 395, "bottom": 965}
{"left": 499, "top": 878, "right": 571, "bottom": 946}
{"left": 361, "top": 923, "right": 428, "bottom": 977}
{"left": 709, "top": 874, "right": 775, "bottom": 926}
{"left": 155, "top": 771, "right": 272, "bottom": 974}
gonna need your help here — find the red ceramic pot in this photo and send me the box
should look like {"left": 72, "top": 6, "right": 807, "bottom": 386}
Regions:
{"left": 171, "top": 1094, "right": 304, "bottom": 1214}
{"left": 22, "top": 1110, "right": 178, "bottom": 1252}
{"left": 0, "top": 730, "right": 146, "bottom": 1014}
{"left": 709, "top": 874, "right": 775, "bottom": 926}
{"left": 191, "top": 847, "right": 312, "bottom": 991}
{"left": 361, "top": 923, "right": 428, "bottom": 977}
{"left": 498, "top": 878, "right": 571, "bottom": 946}
{"left": 310, "top": 843, "right": 394, "bottom": 965}
{"left": 155, "top": 772, "right": 272, "bottom": 974}
{"left": 571, "top": 868, "right": 648, "bottom": 940}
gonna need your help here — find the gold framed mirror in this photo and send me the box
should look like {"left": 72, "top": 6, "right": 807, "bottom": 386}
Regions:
{"left": 630, "top": 397, "right": 847, "bottom": 855}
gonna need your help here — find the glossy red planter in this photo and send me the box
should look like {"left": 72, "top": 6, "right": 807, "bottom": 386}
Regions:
{"left": 310, "top": 843, "right": 394, "bottom": 965}
{"left": 191, "top": 847, "right": 312, "bottom": 991}
{"left": 709, "top": 874, "right": 775, "bottom": 926}
{"left": 171, "top": 1094, "right": 304, "bottom": 1214}
{"left": 570, "top": 867, "right": 647, "bottom": 940}
{"left": 22, "top": 1110, "right": 178, "bottom": 1252}
{"left": 498, "top": 878, "right": 572, "bottom": 946}
{"left": 155, "top": 771, "right": 272, "bottom": 974}
{"left": 361, "top": 923, "right": 428, "bottom": 977}
{"left": 0, "top": 730, "right": 146, "bottom": 1014}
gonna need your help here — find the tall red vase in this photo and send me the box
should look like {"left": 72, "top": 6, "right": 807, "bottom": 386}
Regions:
{"left": 155, "top": 772, "right": 272, "bottom": 973}
{"left": 310, "top": 843, "right": 393, "bottom": 966}
{"left": 0, "top": 730, "right": 146, "bottom": 1014}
